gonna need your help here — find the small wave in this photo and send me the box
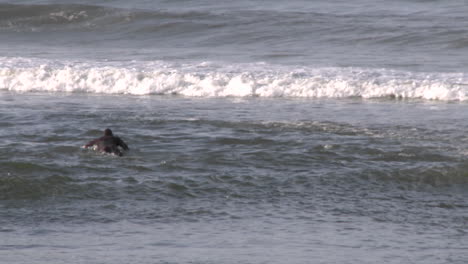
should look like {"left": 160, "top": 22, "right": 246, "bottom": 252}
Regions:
{"left": 0, "top": 174, "right": 74, "bottom": 200}
{"left": 0, "top": 3, "right": 107, "bottom": 30}
{"left": 1, "top": 57, "right": 467, "bottom": 100}
{"left": 361, "top": 162, "right": 468, "bottom": 191}
{"left": 0, "top": 3, "right": 216, "bottom": 32}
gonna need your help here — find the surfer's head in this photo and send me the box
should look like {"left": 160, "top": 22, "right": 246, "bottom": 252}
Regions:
{"left": 104, "top": 128, "right": 113, "bottom": 136}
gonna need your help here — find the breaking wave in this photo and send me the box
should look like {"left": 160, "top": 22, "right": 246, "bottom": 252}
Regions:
{"left": 1, "top": 57, "right": 467, "bottom": 100}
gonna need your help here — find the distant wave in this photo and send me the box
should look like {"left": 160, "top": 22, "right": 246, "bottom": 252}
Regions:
{"left": 0, "top": 3, "right": 110, "bottom": 30}
{"left": 0, "top": 3, "right": 216, "bottom": 32}
{"left": 2, "top": 2, "right": 468, "bottom": 55}
{"left": 1, "top": 57, "right": 467, "bottom": 100}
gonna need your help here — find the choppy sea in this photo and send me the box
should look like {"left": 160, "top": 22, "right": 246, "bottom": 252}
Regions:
{"left": 1, "top": 1, "right": 467, "bottom": 263}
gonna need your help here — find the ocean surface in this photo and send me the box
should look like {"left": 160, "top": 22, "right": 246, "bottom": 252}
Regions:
{"left": 1, "top": 1, "right": 468, "bottom": 263}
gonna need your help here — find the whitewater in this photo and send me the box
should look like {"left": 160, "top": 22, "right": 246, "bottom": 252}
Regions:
{"left": 1, "top": 57, "right": 467, "bottom": 100}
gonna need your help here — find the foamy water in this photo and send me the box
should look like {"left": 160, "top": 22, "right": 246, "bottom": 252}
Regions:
{"left": 1, "top": 58, "right": 467, "bottom": 100}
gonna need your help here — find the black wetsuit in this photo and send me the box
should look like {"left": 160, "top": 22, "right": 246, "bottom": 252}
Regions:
{"left": 84, "top": 129, "right": 129, "bottom": 156}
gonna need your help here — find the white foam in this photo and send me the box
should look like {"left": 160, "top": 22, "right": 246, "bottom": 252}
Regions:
{"left": 1, "top": 57, "right": 467, "bottom": 100}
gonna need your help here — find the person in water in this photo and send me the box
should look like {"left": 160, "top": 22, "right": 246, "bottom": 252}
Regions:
{"left": 83, "top": 128, "right": 129, "bottom": 156}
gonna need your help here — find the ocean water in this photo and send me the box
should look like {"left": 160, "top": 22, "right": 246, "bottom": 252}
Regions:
{"left": 1, "top": 1, "right": 468, "bottom": 263}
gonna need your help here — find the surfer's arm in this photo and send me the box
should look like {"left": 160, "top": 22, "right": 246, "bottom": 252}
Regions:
{"left": 83, "top": 139, "right": 98, "bottom": 148}
{"left": 117, "top": 137, "right": 129, "bottom": 151}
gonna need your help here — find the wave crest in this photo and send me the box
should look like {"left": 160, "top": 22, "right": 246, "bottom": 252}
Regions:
{"left": 1, "top": 57, "right": 467, "bottom": 100}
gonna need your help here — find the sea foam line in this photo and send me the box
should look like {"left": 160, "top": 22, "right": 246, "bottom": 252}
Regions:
{"left": 0, "top": 57, "right": 467, "bottom": 100}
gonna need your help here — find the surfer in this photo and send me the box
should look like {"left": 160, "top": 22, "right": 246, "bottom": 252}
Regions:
{"left": 83, "top": 128, "right": 129, "bottom": 156}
